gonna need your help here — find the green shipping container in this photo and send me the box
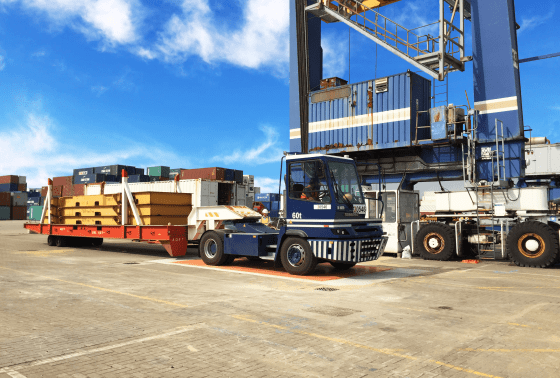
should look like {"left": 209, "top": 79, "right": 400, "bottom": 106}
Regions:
{"left": 147, "top": 166, "right": 170, "bottom": 177}
{"left": 29, "top": 205, "right": 43, "bottom": 221}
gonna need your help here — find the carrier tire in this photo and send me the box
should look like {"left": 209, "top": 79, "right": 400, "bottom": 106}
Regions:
{"left": 55, "top": 236, "right": 66, "bottom": 247}
{"left": 507, "top": 221, "right": 559, "bottom": 268}
{"left": 91, "top": 238, "right": 103, "bottom": 247}
{"left": 415, "top": 223, "right": 456, "bottom": 261}
{"left": 47, "top": 235, "right": 56, "bottom": 246}
{"left": 199, "top": 231, "right": 229, "bottom": 266}
{"left": 329, "top": 262, "right": 356, "bottom": 270}
{"left": 280, "top": 237, "right": 317, "bottom": 275}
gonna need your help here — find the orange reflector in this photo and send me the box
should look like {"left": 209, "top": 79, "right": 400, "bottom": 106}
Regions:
{"left": 462, "top": 259, "right": 480, "bottom": 264}
{"left": 324, "top": 225, "right": 329, "bottom": 227}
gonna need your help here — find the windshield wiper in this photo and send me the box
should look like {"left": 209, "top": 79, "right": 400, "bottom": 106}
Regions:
{"left": 330, "top": 171, "right": 352, "bottom": 207}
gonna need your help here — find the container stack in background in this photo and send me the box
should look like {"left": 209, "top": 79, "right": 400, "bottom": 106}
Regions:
{"left": 0, "top": 175, "right": 30, "bottom": 220}
{"left": 255, "top": 193, "right": 280, "bottom": 218}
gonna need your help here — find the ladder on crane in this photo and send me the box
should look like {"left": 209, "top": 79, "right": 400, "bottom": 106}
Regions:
{"left": 306, "top": 0, "right": 472, "bottom": 81}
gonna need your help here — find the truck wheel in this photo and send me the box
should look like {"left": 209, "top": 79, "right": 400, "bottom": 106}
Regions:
{"left": 47, "top": 235, "right": 56, "bottom": 246}
{"left": 280, "top": 237, "right": 317, "bottom": 275}
{"left": 415, "top": 223, "right": 455, "bottom": 261}
{"left": 55, "top": 236, "right": 66, "bottom": 247}
{"left": 199, "top": 231, "right": 229, "bottom": 266}
{"left": 91, "top": 238, "right": 103, "bottom": 247}
{"left": 329, "top": 262, "right": 356, "bottom": 270}
{"left": 507, "top": 221, "right": 559, "bottom": 268}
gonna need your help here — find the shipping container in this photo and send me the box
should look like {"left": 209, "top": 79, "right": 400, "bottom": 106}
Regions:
{"left": 41, "top": 186, "right": 48, "bottom": 197}
{"left": 254, "top": 187, "right": 261, "bottom": 194}
{"left": 74, "top": 184, "right": 85, "bottom": 196}
{"left": 27, "top": 191, "right": 41, "bottom": 198}
{"left": 11, "top": 206, "right": 27, "bottom": 220}
{"left": 0, "top": 183, "right": 18, "bottom": 192}
{"left": 62, "top": 185, "right": 74, "bottom": 197}
{"left": 0, "top": 206, "right": 9, "bottom": 220}
{"left": 243, "top": 175, "right": 254, "bottom": 185}
{"left": 297, "top": 72, "right": 431, "bottom": 154}
{"left": 255, "top": 193, "right": 280, "bottom": 202}
{"left": 169, "top": 168, "right": 184, "bottom": 178}
{"left": 127, "top": 166, "right": 137, "bottom": 175}
{"left": 75, "top": 174, "right": 106, "bottom": 184}
{"left": 53, "top": 176, "right": 74, "bottom": 187}
{"left": 0, "top": 192, "right": 10, "bottom": 206}
{"left": 180, "top": 168, "right": 225, "bottom": 181}
{"left": 11, "top": 192, "right": 28, "bottom": 206}
{"left": 128, "top": 175, "right": 150, "bottom": 183}
{"left": 17, "top": 184, "right": 27, "bottom": 191}
{"left": 94, "top": 165, "right": 127, "bottom": 176}
{"left": 73, "top": 168, "right": 94, "bottom": 177}
{"left": 53, "top": 186, "right": 63, "bottom": 197}
{"left": 0, "top": 175, "right": 19, "bottom": 184}
{"left": 147, "top": 166, "right": 170, "bottom": 178}
{"left": 18, "top": 176, "right": 26, "bottom": 184}
{"left": 149, "top": 176, "right": 169, "bottom": 182}
{"left": 224, "top": 169, "right": 235, "bottom": 182}
{"left": 234, "top": 170, "right": 243, "bottom": 184}
{"left": 27, "top": 197, "right": 42, "bottom": 205}
{"left": 28, "top": 205, "right": 43, "bottom": 221}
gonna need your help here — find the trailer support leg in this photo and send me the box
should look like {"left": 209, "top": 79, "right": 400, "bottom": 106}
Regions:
{"left": 159, "top": 239, "right": 189, "bottom": 257}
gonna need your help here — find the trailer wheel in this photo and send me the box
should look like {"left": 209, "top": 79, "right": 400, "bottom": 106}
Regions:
{"left": 280, "top": 237, "right": 317, "bottom": 275}
{"left": 415, "top": 223, "right": 455, "bottom": 261}
{"left": 91, "top": 238, "right": 103, "bottom": 247}
{"left": 55, "top": 236, "right": 66, "bottom": 247}
{"left": 199, "top": 231, "right": 229, "bottom": 266}
{"left": 47, "top": 235, "right": 56, "bottom": 246}
{"left": 507, "top": 221, "right": 559, "bottom": 268}
{"left": 329, "top": 262, "right": 356, "bottom": 270}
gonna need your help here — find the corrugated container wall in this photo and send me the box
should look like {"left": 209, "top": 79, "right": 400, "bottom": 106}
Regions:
{"left": 304, "top": 72, "right": 431, "bottom": 154}
{"left": 0, "top": 206, "right": 10, "bottom": 220}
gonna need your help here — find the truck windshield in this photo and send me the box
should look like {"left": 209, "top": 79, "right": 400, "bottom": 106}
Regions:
{"left": 288, "top": 160, "right": 331, "bottom": 203}
{"left": 328, "top": 161, "right": 365, "bottom": 205}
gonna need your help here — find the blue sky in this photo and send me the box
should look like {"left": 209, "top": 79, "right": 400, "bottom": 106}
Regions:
{"left": 0, "top": 0, "right": 558, "bottom": 191}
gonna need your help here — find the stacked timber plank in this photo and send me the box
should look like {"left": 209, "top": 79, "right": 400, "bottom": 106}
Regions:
{"left": 54, "top": 192, "right": 192, "bottom": 225}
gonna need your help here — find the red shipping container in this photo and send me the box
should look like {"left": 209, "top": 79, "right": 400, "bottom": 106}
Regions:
{"left": 0, "top": 192, "right": 10, "bottom": 206}
{"left": 52, "top": 186, "right": 63, "bottom": 198}
{"left": 0, "top": 175, "right": 19, "bottom": 184}
{"left": 180, "top": 168, "right": 225, "bottom": 181}
{"left": 41, "top": 186, "right": 48, "bottom": 197}
{"left": 53, "top": 176, "right": 74, "bottom": 187}
{"left": 73, "top": 184, "right": 85, "bottom": 196}
{"left": 18, "top": 184, "right": 27, "bottom": 191}
{"left": 11, "top": 206, "right": 26, "bottom": 220}
{"left": 62, "top": 185, "right": 75, "bottom": 197}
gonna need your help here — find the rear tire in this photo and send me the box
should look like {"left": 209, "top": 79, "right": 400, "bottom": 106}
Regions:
{"left": 47, "top": 235, "right": 56, "bottom": 246}
{"left": 280, "top": 237, "right": 317, "bottom": 275}
{"left": 415, "top": 223, "right": 456, "bottom": 261}
{"left": 507, "top": 221, "right": 559, "bottom": 268}
{"left": 91, "top": 238, "right": 103, "bottom": 247}
{"left": 199, "top": 231, "right": 229, "bottom": 266}
{"left": 329, "top": 262, "right": 356, "bottom": 270}
{"left": 55, "top": 236, "right": 66, "bottom": 247}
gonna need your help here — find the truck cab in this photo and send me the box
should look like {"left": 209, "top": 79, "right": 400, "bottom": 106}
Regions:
{"left": 199, "top": 154, "right": 388, "bottom": 275}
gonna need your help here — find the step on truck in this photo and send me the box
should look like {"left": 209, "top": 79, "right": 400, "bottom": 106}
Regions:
{"left": 25, "top": 154, "right": 388, "bottom": 275}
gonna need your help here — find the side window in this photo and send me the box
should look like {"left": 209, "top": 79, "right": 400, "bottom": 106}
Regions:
{"left": 288, "top": 161, "right": 330, "bottom": 203}
{"left": 380, "top": 192, "right": 396, "bottom": 222}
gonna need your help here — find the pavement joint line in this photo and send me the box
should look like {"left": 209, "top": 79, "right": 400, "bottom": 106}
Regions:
{"left": 231, "top": 314, "right": 503, "bottom": 378}
{"left": 0, "top": 324, "right": 206, "bottom": 372}
{"left": 0, "top": 266, "right": 188, "bottom": 308}
{"left": 461, "top": 348, "right": 560, "bottom": 353}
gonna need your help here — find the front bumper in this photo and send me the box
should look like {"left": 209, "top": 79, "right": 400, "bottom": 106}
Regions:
{"left": 309, "top": 237, "right": 388, "bottom": 263}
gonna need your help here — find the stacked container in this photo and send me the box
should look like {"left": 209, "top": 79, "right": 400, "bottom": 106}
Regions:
{"left": 255, "top": 193, "right": 280, "bottom": 218}
{"left": 0, "top": 192, "right": 10, "bottom": 220}
{"left": 147, "top": 166, "right": 170, "bottom": 178}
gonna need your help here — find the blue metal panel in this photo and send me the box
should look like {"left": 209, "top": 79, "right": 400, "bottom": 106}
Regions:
{"left": 73, "top": 168, "right": 94, "bottom": 177}
{"left": 0, "top": 183, "right": 18, "bottom": 192}
{"left": 224, "top": 233, "right": 278, "bottom": 257}
{"left": 128, "top": 175, "right": 150, "bottom": 183}
{"left": 75, "top": 174, "right": 106, "bottom": 184}
{"left": 255, "top": 193, "right": 280, "bottom": 202}
{"left": 224, "top": 169, "right": 235, "bottom": 182}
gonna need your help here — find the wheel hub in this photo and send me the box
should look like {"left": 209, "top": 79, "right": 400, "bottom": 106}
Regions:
{"left": 423, "top": 232, "right": 445, "bottom": 254}
{"left": 287, "top": 244, "right": 305, "bottom": 267}
{"left": 204, "top": 239, "right": 218, "bottom": 259}
{"left": 518, "top": 233, "right": 545, "bottom": 258}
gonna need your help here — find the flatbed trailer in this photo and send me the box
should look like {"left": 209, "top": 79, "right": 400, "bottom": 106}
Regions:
{"left": 24, "top": 223, "right": 190, "bottom": 257}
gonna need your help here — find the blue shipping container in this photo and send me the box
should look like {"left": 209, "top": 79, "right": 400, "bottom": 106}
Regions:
{"left": 255, "top": 193, "right": 280, "bottom": 202}
{"left": 27, "top": 191, "right": 41, "bottom": 198}
{"left": 27, "top": 197, "right": 41, "bottom": 205}
{"left": 128, "top": 175, "right": 150, "bottom": 183}
{"left": 224, "top": 169, "right": 235, "bottom": 182}
{"left": 127, "top": 166, "right": 137, "bottom": 175}
{"left": 0, "top": 206, "right": 10, "bottom": 220}
{"left": 296, "top": 72, "right": 431, "bottom": 155}
{"left": 235, "top": 170, "right": 243, "bottom": 183}
{"left": 75, "top": 174, "right": 106, "bottom": 184}
{"left": 0, "top": 183, "right": 18, "bottom": 192}
{"left": 94, "top": 165, "right": 126, "bottom": 176}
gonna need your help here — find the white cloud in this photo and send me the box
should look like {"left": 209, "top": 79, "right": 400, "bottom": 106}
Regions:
{"left": 152, "top": 0, "right": 289, "bottom": 75}
{"left": 32, "top": 49, "right": 47, "bottom": 57}
{"left": 0, "top": 110, "right": 183, "bottom": 188}
{"left": 0, "top": 55, "right": 5, "bottom": 70}
{"left": 322, "top": 33, "right": 346, "bottom": 79}
{"left": 254, "top": 176, "right": 284, "bottom": 195}
{"left": 519, "top": 7, "right": 555, "bottom": 34}
{"left": 0, "top": 0, "right": 143, "bottom": 46}
{"left": 552, "top": 106, "right": 560, "bottom": 111}
{"left": 91, "top": 85, "right": 108, "bottom": 96}
{"left": 211, "top": 125, "right": 285, "bottom": 166}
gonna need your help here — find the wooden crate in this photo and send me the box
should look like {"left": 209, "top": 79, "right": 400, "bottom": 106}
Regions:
{"left": 133, "top": 192, "right": 192, "bottom": 206}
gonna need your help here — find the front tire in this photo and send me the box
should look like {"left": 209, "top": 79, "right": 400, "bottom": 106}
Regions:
{"left": 280, "top": 237, "right": 317, "bottom": 275}
{"left": 91, "top": 238, "right": 103, "bottom": 247}
{"left": 507, "top": 221, "right": 559, "bottom": 268}
{"left": 415, "top": 223, "right": 456, "bottom": 261}
{"left": 199, "top": 231, "right": 229, "bottom": 266}
{"left": 329, "top": 262, "right": 356, "bottom": 270}
{"left": 47, "top": 235, "right": 56, "bottom": 246}
{"left": 55, "top": 236, "right": 66, "bottom": 247}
